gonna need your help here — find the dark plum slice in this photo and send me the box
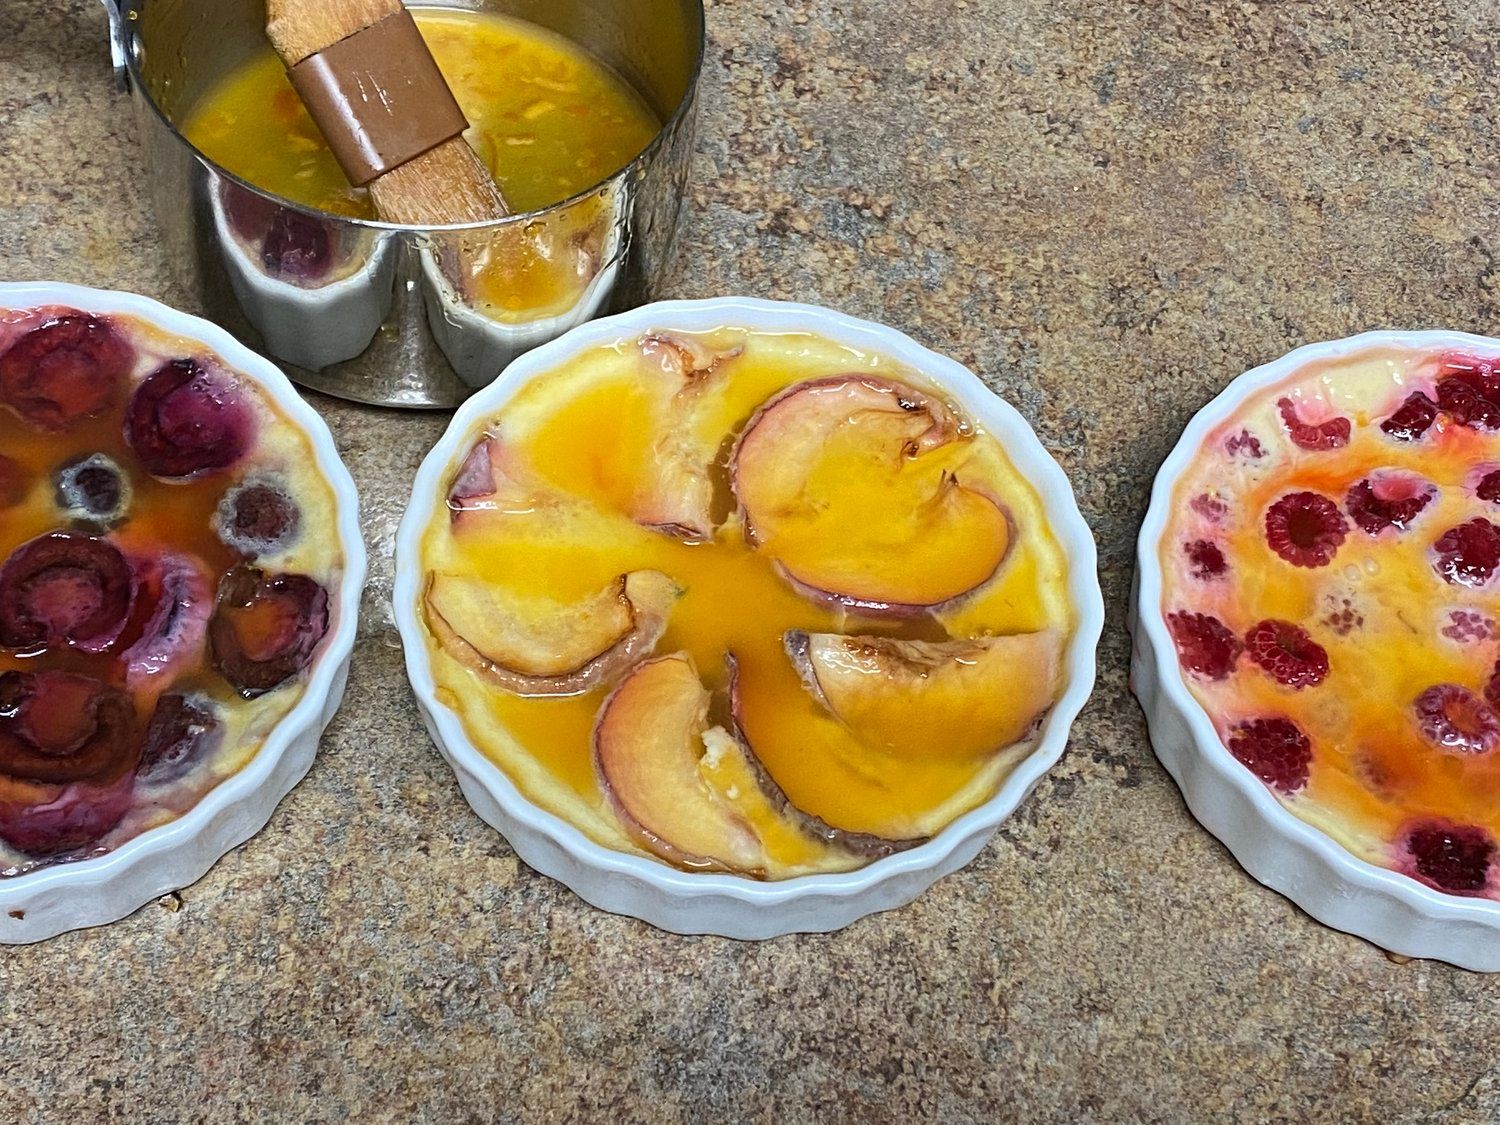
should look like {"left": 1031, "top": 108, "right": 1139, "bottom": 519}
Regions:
{"left": 0, "top": 313, "right": 135, "bottom": 432}
{"left": 0, "top": 454, "right": 27, "bottom": 509}
{"left": 137, "top": 694, "right": 223, "bottom": 784}
{"left": 0, "top": 670, "right": 138, "bottom": 784}
{"left": 214, "top": 478, "right": 301, "bottom": 557}
{"left": 0, "top": 772, "right": 135, "bottom": 857}
{"left": 262, "top": 210, "right": 334, "bottom": 281}
{"left": 0, "top": 531, "right": 134, "bottom": 652}
{"left": 124, "top": 358, "right": 254, "bottom": 481}
{"left": 55, "top": 453, "right": 132, "bottom": 528}
{"left": 209, "top": 565, "right": 329, "bottom": 697}
{"left": 121, "top": 553, "right": 213, "bottom": 690}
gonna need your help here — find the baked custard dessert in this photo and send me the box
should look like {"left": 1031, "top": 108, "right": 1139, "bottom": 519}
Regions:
{"left": 0, "top": 304, "right": 343, "bottom": 875}
{"left": 1161, "top": 343, "right": 1500, "bottom": 900}
{"left": 418, "top": 329, "right": 1074, "bottom": 878}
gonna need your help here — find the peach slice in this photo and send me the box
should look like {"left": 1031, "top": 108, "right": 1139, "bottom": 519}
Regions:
{"left": 731, "top": 375, "right": 1013, "bottom": 614}
{"left": 593, "top": 652, "right": 904, "bottom": 873}
{"left": 424, "top": 570, "right": 677, "bottom": 697}
{"left": 593, "top": 653, "right": 767, "bottom": 873}
{"left": 446, "top": 432, "right": 550, "bottom": 528}
{"left": 628, "top": 333, "right": 741, "bottom": 542}
{"left": 639, "top": 332, "right": 742, "bottom": 383}
{"left": 723, "top": 655, "right": 927, "bottom": 859}
{"left": 785, "top": 630, "right": 1062, "bottom": 759}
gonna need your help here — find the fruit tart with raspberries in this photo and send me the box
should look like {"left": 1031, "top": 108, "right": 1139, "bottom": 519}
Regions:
{"left": 1159, "top": 341, "right": 1500, "bottom": 901}
{"left": 0, "top": 302, "right": 344, "bottom": 877}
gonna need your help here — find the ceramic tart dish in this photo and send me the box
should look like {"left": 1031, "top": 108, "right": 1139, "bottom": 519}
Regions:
{"left": 395, "top": 297, "right": 1103, "bottom": 938}
{"left": 0, "top": 281, "right": 364, "bottom": 943}
{"left": 1133, "top": 330, "right": 1500, "bottom": 971}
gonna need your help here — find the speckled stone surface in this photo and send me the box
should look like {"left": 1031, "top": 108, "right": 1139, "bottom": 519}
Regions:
{"left": 3, "top": 0, "right": 1500, "bottom": 1119}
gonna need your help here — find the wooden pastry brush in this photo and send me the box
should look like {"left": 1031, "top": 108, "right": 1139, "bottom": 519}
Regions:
{"left": 265, "top": 0, "right": 509, "bottom": 224}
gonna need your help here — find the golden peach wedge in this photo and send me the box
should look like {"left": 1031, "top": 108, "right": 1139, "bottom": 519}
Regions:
{"left": 445, "top": 433, "right": 551, "bottom": 528}
{"left": 424, "top": 570, "right": 678, "bottom": 697}
{"left": 723, "top": 654, "right": 926, "bottom": 860}
{"left": 594, "top": 653, "right": 910, "bottom": 875}
{"left": 626, "top": 333, "right": 742, "bottom": 542}
{"left": 785, "top": 630, "right": 1062, "bottom": 759}
{"left": 731, "top": 375, "right": 1013, "bottom": 614}
{"left": 592, "top": 653, "right": 770, "bottom": 874}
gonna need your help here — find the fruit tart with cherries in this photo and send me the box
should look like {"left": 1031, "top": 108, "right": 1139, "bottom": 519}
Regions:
{"left": 416, "top": 326, "right": 1076, "bottom": 879}
{"left": 0, "top": 303, "right": 344, "bottom": 876}
{"left": 1160, "top": 341, "right": 1500, "bottom": 900}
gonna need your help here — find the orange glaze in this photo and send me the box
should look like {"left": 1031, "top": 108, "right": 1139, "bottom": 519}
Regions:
{"left": 1161, "top": 345, "right": 1500, "bottom": 895}
{"left": 420, "top": 328, "right": 1074, "bottom": 874}
{"left": 181, "top": 10, "right": 660, "bottom": 219}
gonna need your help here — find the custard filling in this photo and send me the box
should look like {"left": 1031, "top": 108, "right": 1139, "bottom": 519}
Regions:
{"left": 420, "top": 328, "right": 1074, "bottom": 878}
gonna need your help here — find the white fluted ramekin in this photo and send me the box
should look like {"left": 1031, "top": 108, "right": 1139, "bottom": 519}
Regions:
{"left": 395, "top": 297, "right": 1104, "bottom": 938}
{"left": 1133, "top": 329, "right": 1500, "bottom": 972}
{"left": 0, "top": 281, "right": 366, "bottom": 944}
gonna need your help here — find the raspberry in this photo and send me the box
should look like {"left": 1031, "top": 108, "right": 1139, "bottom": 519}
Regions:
{"left": 1264, "top": 492, "right": 1348, "bottom": 567}
{"left": 1413, "top": 684, "right": 1500, "bottom": 754}
{"left": 1432, "top": 519, "right": 1500, "bottom": 588}
{"left": 1277, "top": 397, "right": 1351, "bottom": 451}
{"left": 1225, "top": 429, "right": 1264, "bottom": 458}
{"left": 1478, "top": 470, "right": 1500, "bottom": 503}
{"left": 1190, "top": 493, "right": 1228, "bottom": 522}
{"left": 1436, "top": 361, "right": 1500, "bottom": 431}
{"left": 1244, "top": 620, "right": 1329, "bottom": 688}
{"left": 1345, "top": 475, "right": 1435, "bottom": 536}
{"left": 1403, "top": 820, "right": 1494, "bottom": 895}
{"left": 1442, "top": 610, "right": 1497, "bottom": 643}
{"left": 1486, "top": 660, "right": 1500, "bottom": 712}
{"left": 1166, "top": 611, "right": 1241, "bottom": 681}
{"left": 1225, "top": 717, "right": 1311, "bottom": 793}
{"left": 1380, "top": 391, "right": 1438, "bottom": 441}
{"left": 1185, "top": 540, "right": 1227, "bottom": 580}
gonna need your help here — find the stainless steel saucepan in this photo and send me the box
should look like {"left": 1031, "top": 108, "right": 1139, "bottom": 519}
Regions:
{"left": 103, "top": 0, "right": 705, "bottom": 408}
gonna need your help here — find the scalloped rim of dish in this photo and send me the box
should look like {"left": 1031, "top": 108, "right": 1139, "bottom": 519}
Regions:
{"left": 0, "top": 281, "right": 367, "bottom": 943}
{"left": 394, "top": 296, "right": 1104, "bottom": 938}
{"left": 1133, "top": 328, "right": 1500, "bottom": 972}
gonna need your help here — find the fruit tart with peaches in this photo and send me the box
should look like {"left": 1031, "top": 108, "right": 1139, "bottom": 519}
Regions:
{"left": 417, "top": 327, "right": 1075, "bottom": 878}
{"left": 0, "top": 303, "right": 344, "bottom": 876}
{"left": 1160, "top": 342, "right": 1500, "bottom": 900}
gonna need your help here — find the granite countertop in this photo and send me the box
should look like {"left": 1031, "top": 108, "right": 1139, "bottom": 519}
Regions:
{"left": 3, "top": 0, "right": 1499, "bottom": 1119}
